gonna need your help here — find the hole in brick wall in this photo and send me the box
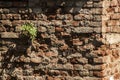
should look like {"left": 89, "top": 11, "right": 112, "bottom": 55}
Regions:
{"left": 11, "top": 77, "right": 16, "bottom": 80}
{"left": 44, "top": 38, "right": 51, "bottom": 45}
{"left": 4, "top": 25, "right": 10, "bottom": 32}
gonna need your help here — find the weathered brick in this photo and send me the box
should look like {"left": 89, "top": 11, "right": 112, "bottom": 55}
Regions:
{"left": 72, "top": 38, "right": 83, "bottom": 46}
{"left": 93, "top": 56, "right": 111, "bottom": 64}
{"left": 110, "top": 0, "right": 118, "bottom": 7}
{"left": 1, "top": 32, "right": 19, "bottom": 38}
{"left": 74, "top": 14, "right": 93, "bottom": 21}
{"left": 74, "top": 64, "right": 83, "bottom": 70}
{"left": 84, "top": 77, "right": 102, "bottom": 80}
{"left": 93, "top": 1, "right": 103, "bottom": 8}
{"left": 84, "top": 1, "right": 93, "bottom": 8}
{"left": 107, "top": 20, "right": 120, "bottom": 26}
{"left": 93, "top": 70, "right": 107, "bottom": 77}
{"left": 79, "top": 69, "right": 89, "bottom": 76}
{"left": 110, "top": 13, "right": 120, "bottom": 20}
{"left": 72, "top": 27, "right": 93, "bottom": 33}
{"left": 91, "top": 8, "right": 102, "bottom": 14}
{"left": 90, "top": 22, "right": 102, "bottom": 27}
{"left": 77, "top": 58, "right": 88, "bottom": 64}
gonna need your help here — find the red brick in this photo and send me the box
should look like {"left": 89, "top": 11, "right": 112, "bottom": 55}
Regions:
{"left": 93, "top": 56, "right": 111, "bottom": 64}
{"left": 45, "top": 51, "right": 58, "bottom": 57}
{"left": 110, "top": 0, "right": 118, "bottom": 7}
{"left": 93, "top": 71, "right": 106, "bottom": 77}
{"left": 114, "top": 73, "right": 120, "bottom": 79}
{"left": 112, "top": 49, "right": 119, "bottom": 58}
{"left": 106, "top": 7, "right": 114, "bottom": 13}
{"left": 72, "top": 38, "right": 83, "bottom": 46}
{"left": 107, "top": 20, "right": 120, "bottom": 26}
{"left": 61, "top": 32, "right": 70, "bottom": 37}
{"left": 110, "top": 14, "right": 120, "bottom": 20}
{"left": 59, "top": 44, "right": 68, "bottom": 51}
{"left": 111, "top": 26, "right": 120, "bottom": 33}
{"left": 114, "top": 7, "right": 120, "bottom": 13}
{"left": 55, "top": 27, "right": 64, "bottom": 32}
{"left": 71, "top": 21, "right": 80, "bottom": 27}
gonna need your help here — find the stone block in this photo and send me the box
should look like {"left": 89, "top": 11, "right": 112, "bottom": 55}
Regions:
{"left": 23, "top": 76, "right": 35, "bottom": 80}
{"left": 93, "top": 64, "right": 106, "bottom": 70}
{"left": 79, "top": 69, "right": 89, "bottom": 76}
{"left": 93, "top": 55, "right": 111, "bottom": 64}
{"left": 74, "top": 64, "right": 83, "bottom": 70}
{"left": 74, "top": 14, "right": 85, "bottom": 20}
{"left": 23, "top": 70, "right": 33, "bottom": 76}
{"left": 12, "top": 14, "right": 21, "bottom": 20}
{"left": 71, "top": 21, "right": 80, "bottom": 27}
{"left": 15, "top": 26, "right": 22, "bottom": 32}
{"left": 4, "top": 8, "right": 10, "bottom": 14}
{"left": 93, "top": 15, "right": 102, "bottom": 21}
{"left": 12, "top": 20, "right": 26, "bottom": 26}
{"left": 72, "top": 27, "right": 93, "bottom": 33}
{"left": 72, "top": 38, "right": 83, "bottom": 46}
{"left": 110, "top": 0, "right": 118, "bottom": 7}
{"left": 55, "top": 27, "right": 64, "bottom": 32}
{"left": 0, "top": 14, "right": 5, "bottom": 20}
{"left": 1, "top": 32, "right": 19, "bottom": 38}
{"left": 103, "top": 33, "right": 120, "bottom": 44}
{"left": 38, "top": 26, "right": 47, "bottom": 32}
{"left": 111, "top": 26, "right": 120, "bottom": 33}
{"left": 77, "top": 58, "right": 88, "bottom": 64}
{"left": 84, "top": 77, "right": 102, "bottom": 80}
{"left": 107, "top": 20, "right": 120, "bottom": 26}
{"left": 84, "top": 64, "right": 93, "bottom": 70}
{"left": 93, "top": 71, "right": 107, "bottom": 77}
{"left": 91, "top": 8, "right": 102, "bottom": 14}
{"left": 6, "top": 14, "right": 13, "bottom": 20}
{"left": 110, "top": 13, "right": 120, "bottom": 20}
{"left": 75, "top": 1, "right": 87, "bottom": 7}
{"left": 93, "top": 1, "right": 103, "bottom": 8}
{"left": 67, "top": 53, "right": 82, "bottom": 59}
{"left": 83, "top": 1, "right": 93, "bottom": 8}
{"left": 73, "top": 76, "right": 83, "bottom": 80}
{"left": 90, "top": 22, "right": 102, "bottom": 27}
{"left": 94, "top": 28, "right": 101, "bottom": 33}
{"left": 63, "top": 63, "right": 73, "bottom": 70}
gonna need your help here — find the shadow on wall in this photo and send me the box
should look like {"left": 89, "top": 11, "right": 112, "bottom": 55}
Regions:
{"left": 44, "top": 0, "right": 88, "bottom": 14}
{"left": 1, "top": 38, "right": 42, "bottom": 79}
{"left": 27, "top": 0, "right": 89, "bottom": 20}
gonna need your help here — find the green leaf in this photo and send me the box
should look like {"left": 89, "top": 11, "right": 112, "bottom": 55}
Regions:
{"left": 21, "top": 23, "right": 37, "bottom": 41}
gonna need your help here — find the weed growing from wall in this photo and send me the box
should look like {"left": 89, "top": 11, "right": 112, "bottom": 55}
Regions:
{"left": 21, "top": 23, "right": 37, "bottom": 41}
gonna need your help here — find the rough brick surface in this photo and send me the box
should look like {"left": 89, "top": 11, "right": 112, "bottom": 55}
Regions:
{"left": 0, "top": 0, "right": 120, "bottom": 80}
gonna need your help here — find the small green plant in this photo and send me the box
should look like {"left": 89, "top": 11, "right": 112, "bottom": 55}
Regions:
{"left": 21, "top": 23, "right": 37, "bottom": 41}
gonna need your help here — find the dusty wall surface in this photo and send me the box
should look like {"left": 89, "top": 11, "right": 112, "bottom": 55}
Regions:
{"left": 0, "top": 0, "right": 120, "bottom": 80}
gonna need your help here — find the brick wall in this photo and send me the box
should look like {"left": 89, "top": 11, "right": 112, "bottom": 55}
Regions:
{"left": 0, "top": 0, "right": 120, "bottom": 80}
{"left": 101, "top": 0, "right": 120, "bottom": 80}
